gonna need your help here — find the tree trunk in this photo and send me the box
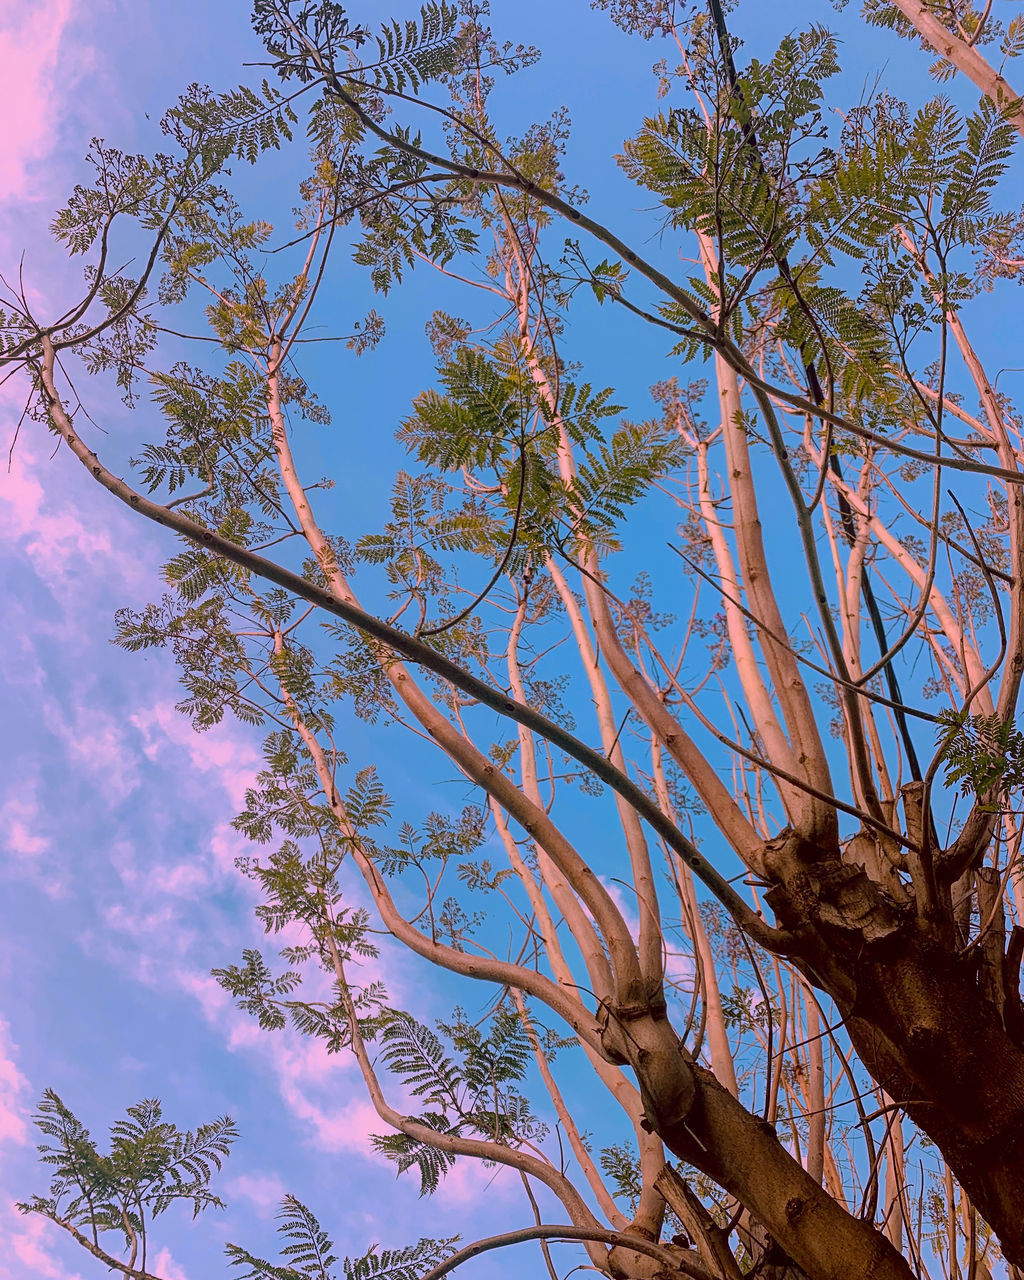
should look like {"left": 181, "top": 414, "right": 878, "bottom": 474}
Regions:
{"left": 764, "top": 852, "right": 1024, "bottom": 1265}
{"left": 617, "top": 1011, "right": 915, "bottom": 1280}
{"left": 842, "top": 942, "right": 1024, "bottom": 1265}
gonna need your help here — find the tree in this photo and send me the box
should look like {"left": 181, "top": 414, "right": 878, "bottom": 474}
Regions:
{"left": 4, "top": 0, "right": 1024, "bottom": 1276}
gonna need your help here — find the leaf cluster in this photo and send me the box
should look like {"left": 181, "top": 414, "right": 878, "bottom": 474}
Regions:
{"left": 19, "top": 1092, "right": 236, "bottom": 1257}
{"left": 369, "top": 1007, "right": 543, "bottom": 1193}
{"left": 227, "top": 1193, "right": 457, "bottom": 1280}
{"left": 937, "top": 711, "right": 1024, "bottom": 805}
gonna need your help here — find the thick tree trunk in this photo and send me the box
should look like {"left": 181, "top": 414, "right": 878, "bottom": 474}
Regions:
{"left": 841, "top": 942, "right": 1024, "bottom": 1265}
{"left": 764, "top": 849, "right": 1024, "bottom": 1265}
{"left": 616, "top": 1012, "right": 915, "bottom": 1280}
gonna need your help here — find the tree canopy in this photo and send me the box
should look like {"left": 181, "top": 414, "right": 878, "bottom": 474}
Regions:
{"left": 6, "top": 1, "right": 1024, "bottom": 1278}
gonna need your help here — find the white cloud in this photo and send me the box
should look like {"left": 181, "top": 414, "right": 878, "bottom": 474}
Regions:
{"left": 226, "top": 1172, "right": 287, "bottom": 1217}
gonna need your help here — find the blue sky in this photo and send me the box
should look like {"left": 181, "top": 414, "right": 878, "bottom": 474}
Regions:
{"left": 1, "top": 1, "right": 1018, "bottom": 1276}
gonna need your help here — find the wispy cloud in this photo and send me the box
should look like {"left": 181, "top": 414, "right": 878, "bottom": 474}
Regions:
{"left": 0, "top": 783, "right": 50, "bottom": 863}
{"left": 0, "top": 1209, "right": 85, "bottom": 1280}
{"left": 131, "top": 702, "right": 262, "bottom": 810}
{"left": 0, "top": 446, "right": 121, "bottom": 587}
{"left": 0, "top": 0, "right": 77, "bottom": 203}
{"left": 0, "top": 1021, "right": 30, "bottom": 1148}
{"left": 225, "top": 1172, "right": 288, "bottom": 1218}
{"left": 0, "top": 434, "right": 154, "bottom": 643}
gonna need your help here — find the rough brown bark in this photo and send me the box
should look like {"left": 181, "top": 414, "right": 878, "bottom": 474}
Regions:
{"left": 599, "top": 1007, "right": 915, "bottom": 1280}
{"left": 763, "top": 845, "right": 1024, "bottom": 1264}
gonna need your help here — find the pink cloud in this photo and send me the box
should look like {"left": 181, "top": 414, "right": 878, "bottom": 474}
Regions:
{"left": 131, "top": 703, "right": 260, "bottom": 809}
{"left": 151, "top": 1246, "right": 189, "bottom": 1280}
{"left": 46, "top": 698, "right": 140, "bottom": 805}
{"left": 102, "top": 900, "right": 185, "bottom": 943}
{"left": 171, "top": 963, "right": 393, "bottom": 1162}
{"left": 108, "top": 824, "right": 247, "bottom": 906}
{"left": 174, "top": 971, "right": 236, "bottom": 1026}
{"left": 149, "top": 861, "right": 212, "bottom": 897}
{"left": 261, "top": 1031, "right": 349, "bottom": 1089}
{"left": 0, "top": 444, "right": 145, "bottom": 593}
{"left": 438, "top": 1155, "right": 516, "bottom": 1208}
{"left": 0, "top": 1210, "right": 84, "bottom": 1280}
{"left": 0, "top": 1021, "right": 30, "bottom": 1148}
{"left": 0, "top": 786, "right": 50, "bottom": 860}
{"left": 210, "top": 823, "right": 254, "bottom": 877}
{"left": 279, "top": 1087, "right": 381, "bottom": 1156}
{"left": 1, "top": 451, "right": 109, "bottom": 570}
{"left": 226, "top": 1172, "right": 288, "bottom": 1217}
{"left": 0, "top": 0, "right": 77, "bottom": 202}
{"left": 0, "top": 1024, "right": 83, "bottom": 1278}
{"left": 125, "top": 955, "right": 385, "bottom": 1163}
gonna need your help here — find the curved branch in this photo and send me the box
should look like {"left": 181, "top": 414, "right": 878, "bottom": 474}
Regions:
{"left": 270, "top": 630, "right": 603, "bottom": 1045}
{"left": 329, "top": 941, "right": 609, "bottom": 1258}
{"left": 417, "top": 1224, "right": 716, "bottom": 1280}
{"left": 40, "top": 1218, "right": 167, "bottom": 1280}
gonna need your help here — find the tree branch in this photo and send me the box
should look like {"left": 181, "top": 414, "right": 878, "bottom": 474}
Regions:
{"left": 416, "top": 1223, "right": 716, "bottom": 1280}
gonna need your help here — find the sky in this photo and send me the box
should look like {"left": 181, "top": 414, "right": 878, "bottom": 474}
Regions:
{"left": 0, "top": 1, "right": 1017, "bottom": 1277}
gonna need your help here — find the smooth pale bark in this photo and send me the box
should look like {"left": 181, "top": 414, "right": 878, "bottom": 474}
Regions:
{"left": 511, "top": 991, "right": 631, "bottom": 1231}
{"left": 35, "top": 338, "right": 778, "bottom": 941}
{"left": 543, "top": 556, "right": 663, "bottom": 985}
{"left": 263, "top": 343, "right": 644, "bottom": 994}
{"left": 510, "top": 279, "right": 769, "bottom": 876}
{"left": 270, "top": 630, "right": 606, "bottom": 1044}
{"left": 804, "top": 990, "right": 826, "bottom": 1187}
{"left": 316, "top": 62, "right": 1024, "bottom": 495}
{"left": 650, "top": 738, "right": 741, "bottom": 1100}
{"left": 287, "top": 624, "right": 667, "bottom": 1255}
{"left": 416, "top": 1224, "right": 715, "bottom": 1280}
{"left": 817, "top": 457, "right": 993, "bottom": 710}
{"left": 888, "top": 0, "right": 1024, "bottom": 136}
{"left": 502, "top": 593, "right": 617, "bottom": 999}
{"left": 697, "top": 237, "right": 836, "bottom": 842}
{"left": 511, "top": 290, "right": 663, "bottom": 988}
{"left": 692, "top": 438, "right": 808, "bottom": 820}
{"left": 40, "top": 1219, "right": 170, "bottom": 1280}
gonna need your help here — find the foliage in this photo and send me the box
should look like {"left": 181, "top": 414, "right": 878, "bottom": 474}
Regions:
{"left": 226, "top": 1192, "right": 458, "bottom": 1280}
{"left": 369, "top": 1008, "right": 543, "bottom": 1194}
{"left": 18, "top": 1092, "right": 236, "bottom": 1264}
{"left": 938, "top": 710, "right": 1024, "bottom": 803}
